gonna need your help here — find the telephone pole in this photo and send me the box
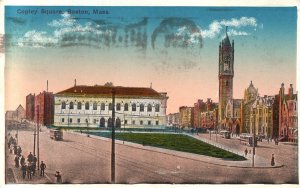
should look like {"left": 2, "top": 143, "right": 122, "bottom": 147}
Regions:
{"left": 111, "top": 88, "right": 116, "bottom": 183}
{"left": 37, "top": 105, "right": 40, "bottom": 170}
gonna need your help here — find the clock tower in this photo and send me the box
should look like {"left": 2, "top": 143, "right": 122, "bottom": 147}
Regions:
{"left": 218, "top": 27, "right": 234, "bottom": 128}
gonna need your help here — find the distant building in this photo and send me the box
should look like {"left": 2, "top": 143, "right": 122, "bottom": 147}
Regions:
{"left": 250, "top": 95, "right": 274, "bottom": 137}
{"left": 193, "top": 99, "right": 206, "bottom": 128}
{"left": 224, "top": 99, "right": 242, "bottom": 134}
{"left": 54, "top": 85, "right": 168, "bottom": 128}
{"left": 167, "top": 113, "right": 180, "bottom": 127}
{"left": 34, "top": 91, "right": 54, "bottom": 126}
{"left": 5, "top": 105, "right": 26, "bottom": 122}
{"left": 26, "top": 93, "right": 35, "bottom": 121}
{"left": 179, "top": 106, "right": 194, "bottom": 128}
{"left": 278, "top": 83, "right": 297, "bottom": 142}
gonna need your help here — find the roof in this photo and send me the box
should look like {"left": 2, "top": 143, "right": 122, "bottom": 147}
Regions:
{"left": 56, "top": 85, "right": 165, "bottom": 98}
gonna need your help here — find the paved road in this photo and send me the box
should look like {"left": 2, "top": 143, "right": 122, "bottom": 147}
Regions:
{"left": 5, "top": 128, "right": 298, "bottom": 184}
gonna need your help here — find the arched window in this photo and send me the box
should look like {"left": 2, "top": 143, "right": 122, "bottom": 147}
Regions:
{"left": 69, "top": 102, "right": 74, "bottom": 109}
{"left": 61, "top": 101, "right": 66, "bottom": 109}
{"left": 77, "top": 102, "right": 82, "bottom": 110}
{"left": 109, "top": 103, "right": 112, "bottom": 111}
{"left": 155, "top": 104, "right": 160, "bottom": 112}
{"left": 132, "top": 103, "right": 136, "bottom": 111}
{"left": 85, "top": 102, "right": 89, "bottom": 110}
{"left": 140, "top": 104, "right": 144, "bottom": 112}
{"left": 147, "top": 104, "right": 152, "bottom": 112}
{"left": 101, "top": 103, "right": 105, "bottom": 110}
{"left": 93, "top": 102, "right": 97, "bottom": 110}
{"left": 124, "top": 103, "right": 129, "bottom": 111}
{"left": 116, "top": 103, "right": 121, "bottom": 111}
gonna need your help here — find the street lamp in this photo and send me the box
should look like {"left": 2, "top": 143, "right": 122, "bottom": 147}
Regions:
{"left": 251, "top": 106, "right": 256, "bottom": 167}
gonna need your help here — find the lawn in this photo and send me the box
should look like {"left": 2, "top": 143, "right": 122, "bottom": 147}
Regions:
{"left": 89, "top": 132, "right": 246, "bottom": 161}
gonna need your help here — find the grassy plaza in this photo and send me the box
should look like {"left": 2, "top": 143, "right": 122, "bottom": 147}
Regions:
{"left": 89, "top": 132, "right": 246, "bottom": 161}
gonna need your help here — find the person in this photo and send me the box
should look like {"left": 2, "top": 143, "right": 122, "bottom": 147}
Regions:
{"left": 271, "top": 154, "right": 275, "bottom": 166}
{"left": 27, "top": 152, "right": 34, "bottom": 163}
{"left": 27, "top": 163, "right": 32, "bottom": 179}
{"left": 13, "top": 145, "right": 18, "bottom": 155}
{"left": 40, "top": 161, "right": 46, "bottom": 177}
{"left": 31, "top": 162, "right": 36, "bottom": 176}
{"left": 20, "top": 155, "right": 25, "bottom": 166}
{"left": 17, "top": 146, "right": 22, "bottom": 156}
{"left": 21, "top": 164, "right": 27, "bottom": 179}
{"left": 55, "top": 171, "right": 62, "bottom": 183}
{"left": 249, "top": 149, "right": 251, "bottom": 154}
{"left": 14, "top": 155, "right": 19, "bottom": 168}
{"left": 244, "top": 148, "right": 248, "bottom": 157}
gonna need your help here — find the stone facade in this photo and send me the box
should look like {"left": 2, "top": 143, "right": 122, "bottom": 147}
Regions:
{"left": 167, "top": 113, "right": 180, "bottom": 127}
{"left": 278, "top": 83, "right": 297, "bottom": 142}
{"left": 218, "top": 29, "right": 234, "bottom": 127}
{"left": 179, "top": 106, "right": 194, "bottom": 128}
{"left": 34, "top": 91, "right": 54, "bottom": 126}
{"left": 54, "top": 85, "right": 168, "bottom": 128}
{"left": 26, "top": 93, "right": 35, "bottom": 121}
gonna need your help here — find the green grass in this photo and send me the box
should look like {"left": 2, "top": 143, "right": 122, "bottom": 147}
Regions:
{"left": 90, "top": 132, "right": 246, "bottom": 161}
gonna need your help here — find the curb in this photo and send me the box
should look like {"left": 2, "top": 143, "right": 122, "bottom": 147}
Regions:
{"left": 69, "top": 131, "right": 284, "bottom": 169}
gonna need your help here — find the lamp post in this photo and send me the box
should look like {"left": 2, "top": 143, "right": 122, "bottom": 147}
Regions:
{"left": 111, "top": 88, "right": 116, "bottom": 183}
{"left": 251, "top": 106, "right": 256, "bottom": 167}
{"left": 37, "top": 105, "right": 40, "bottom": 170}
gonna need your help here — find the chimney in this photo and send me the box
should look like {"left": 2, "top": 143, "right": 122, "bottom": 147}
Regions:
{"left": 47, "top": 80, "right": 48, "bottom": 92}
{"left": 74, "top": 79, "right": 77, "bottom": 87}
{"left": 289, "top": 84, "right": 293, "bottom": 99}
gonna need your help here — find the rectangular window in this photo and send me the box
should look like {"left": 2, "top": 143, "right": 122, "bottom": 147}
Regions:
{"left": 156, "top": 121, "right": 159, "bottom": 125}
{"left": 140, "top": 120, "right": 143, "bottom": 125}
{"left": 69, "top": 118, "right": 72, "bottom": 123}
{"left": 148, "top": 120, "right": 151, "bottom": 125}
{"left": 62, "top": 118, "right": 64, "bottom": 123}
{"left": 77, "top": 118, "right": 80, "bottom": 123}
{"left": 124, "top": 120, "right": 127, "bottom": 125}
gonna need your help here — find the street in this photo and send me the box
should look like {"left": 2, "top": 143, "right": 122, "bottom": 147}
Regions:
{"left": 6, "top": 128, "right": 298, "bottom": 184}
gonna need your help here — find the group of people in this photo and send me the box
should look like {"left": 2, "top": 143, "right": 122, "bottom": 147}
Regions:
{"left": 244, "top": 147, "right": 275, "bottom": 166}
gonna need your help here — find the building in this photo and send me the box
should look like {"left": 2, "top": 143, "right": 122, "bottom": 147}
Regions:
{"left": 5, "top": 105, "right": 26, "bottom": 122}
{"left": 278, "top": 83, "right": 297, "bottom": 142}
{"left": 224, "top": 99, "right": 242, "bottom": 134}
{"left": 167, "top": 113, "right": 180, "bottom": 127}
{"left": 34, "top": 91, "right": 54, "bottom": 126}
{"left": 193, "top": 99, "right": 207, "bottom": 128}
{"left": 54, "top": 85, "right": 168, "bottom": 128}
{"left": 179, "top": 106, "right": 194, "bottom": 128}
{"left": 26, "top": 93, "right": 35, "bottom": 121}
{"left": 200, "top": 109, "right": 218, "bottom": 130}
{"left": 249, "top": 95, "right": 274, "bottom": 137}
{"left": 218, "top": 28, "right": 235, "bottom": 129}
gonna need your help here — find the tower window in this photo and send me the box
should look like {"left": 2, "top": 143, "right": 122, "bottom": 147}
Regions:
{"left": 226, "top": 81, "right": 229, "bottom": 86}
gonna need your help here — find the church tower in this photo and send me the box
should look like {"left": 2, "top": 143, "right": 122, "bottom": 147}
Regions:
{"left": 218, "top": 27, "right": 234, "bottom": 128}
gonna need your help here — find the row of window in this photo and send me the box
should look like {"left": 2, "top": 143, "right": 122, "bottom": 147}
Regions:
{"left": 61, "top": 101, "right": 160, "bottom": 112}
{"left": 61, "top": 117, "right": 159, "bottom": 125}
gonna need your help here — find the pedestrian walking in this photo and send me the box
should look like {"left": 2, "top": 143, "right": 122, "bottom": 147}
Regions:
{"left": 14, "top": 155, "right": 19, "bottom": 168}
{"left": 17, "top": 146, "right": 22, "bottom": 156}
{"left": 21, "top": 164, "right": 27, "bottom": 179}
{"left": 40, "top": 161, "right": 46, "bottom": 177}
{"left": 27, "top": 152, "right": 34, "bottom": 163}
{"left": 244, "top": 148, "right": 248, "bottom": 157}
{"left": 20, "top": 155, "right": 25, "bottom": 166}
{"left": 13, "top": 145, "right": 18, "bottom": 155}
{"left": 271, "top": 154, "right": 275, "bottom": 166}
{"left": 27, "top": 163, "right": 32, "bottom": 179}
{"left": 55, "top": 171, "right": 62, "bottom": 183}
{"left": 31, "top": 162, "right": 36, "bottom": 176}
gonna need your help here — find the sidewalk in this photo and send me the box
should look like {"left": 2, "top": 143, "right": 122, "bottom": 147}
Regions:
{"left": 73, "top": 131, "right": 283, "bottom": 169}
{"left": 5, "top": 144, "right": 53, "bottom": 183}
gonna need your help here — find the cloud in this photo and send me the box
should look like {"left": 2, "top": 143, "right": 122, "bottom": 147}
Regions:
{"left": 18, "top": 30, "right": 58, "bottom": 48}
{"left": 202, "top": 17, "right": 258, "bottom": 39}
{"left": 48, "top": 12, "right": 76, "bottom": 27}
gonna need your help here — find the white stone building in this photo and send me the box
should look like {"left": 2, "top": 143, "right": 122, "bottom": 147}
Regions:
{"left": 54, "top": 85, "right": 168, "bottom": 128}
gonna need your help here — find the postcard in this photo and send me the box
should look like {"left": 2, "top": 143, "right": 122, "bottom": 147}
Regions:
{"left": 2, "top": 2, "right": 298, "bottom": 186}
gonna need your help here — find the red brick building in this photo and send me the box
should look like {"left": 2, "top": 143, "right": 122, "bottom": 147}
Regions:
{"left": 193, "top": 99, "right": 206, "bottom": 128}
{"left": 34, "top": 91, "right": 54, "bottom": 126}
{"left": 26, "top": 93, "right": 35, "bottom": 121}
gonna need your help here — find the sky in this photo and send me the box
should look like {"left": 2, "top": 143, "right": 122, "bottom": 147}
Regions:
{"left": 4, "top": 6, "right": 297, "bottom": 113}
